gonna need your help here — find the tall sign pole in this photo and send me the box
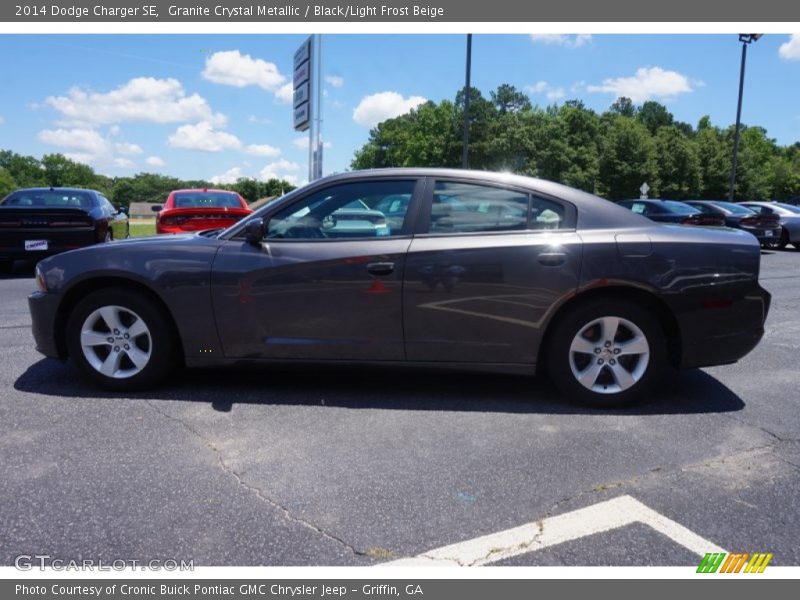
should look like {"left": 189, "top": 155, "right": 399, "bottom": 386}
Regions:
{"left": 293, "top": 35, "right": 323, "bottom": 182}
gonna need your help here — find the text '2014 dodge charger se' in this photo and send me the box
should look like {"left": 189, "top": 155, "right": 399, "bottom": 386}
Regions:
{"left": 28, "top": 169, "right": 771, "bottom": 407}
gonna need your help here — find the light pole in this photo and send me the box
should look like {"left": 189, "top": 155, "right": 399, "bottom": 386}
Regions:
{"left": 729, "top": 34, "right": 762, "bottom": 202}
{"left": 462, "top": 34, "right": 472, "bottom": 169}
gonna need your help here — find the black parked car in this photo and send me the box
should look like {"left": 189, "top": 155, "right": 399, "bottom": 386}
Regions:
{"left": 618, "top": 199, "right": 725, "bottom": 227}
{"left": 28, "top": 169, "right": 770, "bottom": 407}
{"left": 684, "top": 200, "right": 781, "bottom": 247}
{"left": 0, "top": 187, "right": 128, "bottom": 270}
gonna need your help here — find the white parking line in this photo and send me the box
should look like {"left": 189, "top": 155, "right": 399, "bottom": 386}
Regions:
{"left": 386, "top": 495, "right": 726, "bottom": 566}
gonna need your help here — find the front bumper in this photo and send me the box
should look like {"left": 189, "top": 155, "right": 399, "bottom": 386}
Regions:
{"left": 28, "top": 291, "right": 63, "bottom": 359}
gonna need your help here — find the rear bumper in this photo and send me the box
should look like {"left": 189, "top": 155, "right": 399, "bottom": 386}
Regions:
{"left": 28, "top": 291, "right": 63, "bottom": 359}
{"left": 0, "top": 230, "right": 97, "bottom": 260}
{"left": 678, "top": 285, "right": 771, "bottom": 369}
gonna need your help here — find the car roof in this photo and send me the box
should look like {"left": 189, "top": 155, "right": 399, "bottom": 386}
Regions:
{"left": 310, "top": 168, "right": 647, "bottom": 229}
{"left": 170, "top": 188, "right": 239, "bottom": 194}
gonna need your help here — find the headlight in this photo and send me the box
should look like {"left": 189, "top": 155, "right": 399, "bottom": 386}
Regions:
{"left": 35, "top": 265, "right": 47, "bottom": 293}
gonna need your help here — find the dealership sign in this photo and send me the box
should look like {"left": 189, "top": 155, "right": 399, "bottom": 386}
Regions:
{"left": 293, "top": 37, "right": 312, "bottom": 132}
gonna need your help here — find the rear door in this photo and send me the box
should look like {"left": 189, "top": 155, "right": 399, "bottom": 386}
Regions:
{"left": 403, "top": 178, "right": 582, "bottom": 364}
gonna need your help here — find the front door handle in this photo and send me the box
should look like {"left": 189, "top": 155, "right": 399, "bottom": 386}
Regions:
{"left": 537, "top": 252, "right": 566, "bottom": 267}
{"left": 367, "top": 261, "right": 395, "bottom": 276}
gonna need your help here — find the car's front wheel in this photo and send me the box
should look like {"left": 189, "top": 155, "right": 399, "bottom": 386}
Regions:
{"left": 66, "top": 289, "right": 177, "bottom": 391}
{"left": 546, "top": 298, "right": 667, "bottom": 408}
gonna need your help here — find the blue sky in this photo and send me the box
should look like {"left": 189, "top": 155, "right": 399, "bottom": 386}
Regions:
{"left": 0, "top": 33, "right": 799, "bottom": 184}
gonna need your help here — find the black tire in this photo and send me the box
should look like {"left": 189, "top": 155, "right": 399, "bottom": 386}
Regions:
{"left": 545, "top": 298, "right": 667, "bottom": 408}
{"left": 65, "top": 288, "right": 178, "bottom": 391}
{"left": 777, "top": 228, "right": 789, "bottom": 250}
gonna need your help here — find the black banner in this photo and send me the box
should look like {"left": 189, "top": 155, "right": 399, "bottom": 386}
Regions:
{"left": 2, "top": 0, "right": 800, "bottom": 22}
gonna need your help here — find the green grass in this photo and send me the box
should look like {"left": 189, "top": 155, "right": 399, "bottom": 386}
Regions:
{"left": 128, "top": 220, "right": 156, "bottom": 238}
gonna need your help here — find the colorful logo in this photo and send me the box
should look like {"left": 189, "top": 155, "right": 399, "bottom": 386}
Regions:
{"left": 697, "top": 552, "right": 773, "bottom": 573}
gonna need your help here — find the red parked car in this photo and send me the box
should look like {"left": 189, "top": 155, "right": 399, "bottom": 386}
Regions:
{"left": 154, "top": 189, "right": 252, "bottom": 234}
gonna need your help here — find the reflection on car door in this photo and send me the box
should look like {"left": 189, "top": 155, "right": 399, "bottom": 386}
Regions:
{"left": 403, "top": 179, "right": 582, "bottom": 364}
{"left": 211, "top": 179, "right": 422, "bottom": 361}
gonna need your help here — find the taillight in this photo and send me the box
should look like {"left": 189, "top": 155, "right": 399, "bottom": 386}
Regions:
{"left": 680, "top": 215, "right": 698, "bottom": 225}
{"left": 740, "top": 217, "right": 757, "bottom": 226}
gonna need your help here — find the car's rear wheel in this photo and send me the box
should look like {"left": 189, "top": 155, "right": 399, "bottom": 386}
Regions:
{"left": 546, "top": 298, "right": 667, "bottom": 408}
{"left": 66, "top": 289, "right": 176, "bottom": 391}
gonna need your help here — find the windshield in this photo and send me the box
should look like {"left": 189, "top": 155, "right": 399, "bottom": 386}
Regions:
{"left": 655, "top": 201, "right": 698, "bottom": 215}
{"left": 1, "top": 189, "right": 93, "bottom": 208}
{"left": 709, "top": 201, "right": 754, "bottom": 215}
{"left": 775, "top": 203, "right": 800, "bottom": 214}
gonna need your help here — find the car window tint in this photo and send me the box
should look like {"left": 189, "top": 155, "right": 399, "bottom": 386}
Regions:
{"left": 428, "top": 182, "right": 531, "bottom": 234}
{"left": 173, "top": 192, "right": 242, "bottom": 208}
{"left": 267, "top": 180, "right": 415, "bottom": 240}
{"left": 628, "top": 202, "right": 648, "bottom": 215}
{"left": 1, "top": 190, "right": 93, "bottom": 208}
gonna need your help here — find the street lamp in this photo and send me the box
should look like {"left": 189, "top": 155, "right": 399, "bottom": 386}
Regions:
{"left": 462, "top": 34, "right": 472, "bottom": 170}
{"left": 729, "top": 34, "right": 762, "bottom": 201}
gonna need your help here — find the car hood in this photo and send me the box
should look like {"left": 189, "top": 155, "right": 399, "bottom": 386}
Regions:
{"left": 37, "top": 232, "right": 224, "bottom": 293}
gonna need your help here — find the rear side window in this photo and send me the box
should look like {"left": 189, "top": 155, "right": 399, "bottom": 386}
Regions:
{"left": 428, "top": 182, "right": 530, "bottom": 234}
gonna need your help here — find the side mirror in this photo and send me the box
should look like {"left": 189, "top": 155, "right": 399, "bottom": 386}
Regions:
{"left": 244, "top": 218, "right": 265, "bottom": 245}
{"left": 151, "top": 204, "right": 162, "bottom": 212}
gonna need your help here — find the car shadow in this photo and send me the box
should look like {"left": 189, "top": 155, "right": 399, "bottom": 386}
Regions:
{"left": 15, "top": 358, "right": 745, "bottom": 416}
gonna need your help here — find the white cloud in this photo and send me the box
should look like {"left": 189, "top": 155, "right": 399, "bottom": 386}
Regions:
{"left": 779, "top": 34, "right": 800, "bottom": 60}
{"left": 530, "top": 34, "right": 592, "bottom": 48}
{"left": 38, "top": 126, "right": 148, "bottom": 169}
{"left": 210, "top": 166, "right": 244, "bottom": 185}
{"left": 275, "top": 82, "right": 294, "bottom": 104}
{"left": 38, "top": 127, "right": 109, "bottom": 155}
{"left": 292, "top": 137, "right": 332, "bottom": 150}
{"left": 202, "top": 50, "right": 286, "bottom": 91}
{"left": 524, "top": 81, "right": 565, "bottom": 101}
{"left": 248, "top": 115, "right": 272, "bottom": 125}
{"left": 587, "top": 67, "right": 695, "bottom": 103}
{"left": 259, "top": 159, "right": 300, "bottom": 183}
{"left": 145, "top": 156, "right": 165, "bottom": 167}
{"left": 352, "top": 91, "right": 427, "bottom": 128}
{"left": 325, "top": 75, "right": 344, "bottom": 88}
{"left": 44, "top": 77, "right": 226, "bottom": 126}
{"left": 167, "top": 121, "right": 242, "bottom": 152}
{"left": 114, "top": 142, "right": 143, "bottom": 155}
{"left": 243, "top": 143, "right": 281, "bottom": 157}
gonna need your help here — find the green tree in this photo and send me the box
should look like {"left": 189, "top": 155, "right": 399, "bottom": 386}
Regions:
{"left": 636, "top": 101, "right": 674, "bottom": 135}
{"left": 0, "top": 167, "right": 16, "bottom": 197}
{"left": 654, "top": 126, "right": 701, "bottom": 198}
{"left": 40, "top": 153, "right": 96, "bottom": 188}
{"left": 598, "top": 117, "right": 658, "bottom": 200}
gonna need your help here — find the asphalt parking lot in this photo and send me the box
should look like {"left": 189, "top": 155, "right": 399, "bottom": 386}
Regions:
{"left": 1, "top": 249, "right": 799, "bottom": 567}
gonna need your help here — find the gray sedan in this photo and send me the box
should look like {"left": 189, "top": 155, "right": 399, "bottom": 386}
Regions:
{"left": 739, "top": 201, "right": 800, "bottom": 249}
{"left": 28, "top": 169, "right": 770, "bottom": 407}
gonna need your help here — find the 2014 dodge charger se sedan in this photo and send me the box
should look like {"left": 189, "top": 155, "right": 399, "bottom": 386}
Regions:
{"left": 28, "top": 169, "right": 771, "bottom": 407}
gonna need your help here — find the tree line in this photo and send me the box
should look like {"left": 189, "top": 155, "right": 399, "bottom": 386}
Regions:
{"left": 0, "top": 150, "right": 296, "bottom": 207}
{"left": 351, "top": 85, "right": 800, "bottom": 201}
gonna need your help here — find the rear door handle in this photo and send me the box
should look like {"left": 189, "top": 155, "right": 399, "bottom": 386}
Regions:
{"left": 537, "top": 252, "right": 566, "bottom": 267}
{"left": 366, "top": 261, "right": 395, "bottom": 276}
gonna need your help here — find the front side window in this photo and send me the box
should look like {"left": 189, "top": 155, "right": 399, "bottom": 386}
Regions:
{"left": 267, "top": 180, "right": 416, "bottom": 240}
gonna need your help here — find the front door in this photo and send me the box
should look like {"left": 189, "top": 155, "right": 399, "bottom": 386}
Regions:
{"left": 211, "top": 178, "right": 422, "bottom": 361}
